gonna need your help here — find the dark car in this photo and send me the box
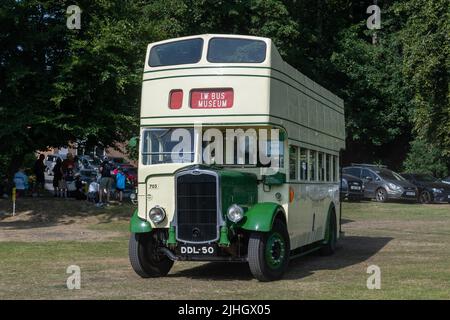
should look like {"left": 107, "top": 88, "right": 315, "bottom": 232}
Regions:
{"left": 340, "top": 174, "right": 364, "bottom": 201}
{"left": 343, "top": 164, "right": 418, "bottom": 202}
{"left": 401, "top": 173, "right": 450, "bottom": 204}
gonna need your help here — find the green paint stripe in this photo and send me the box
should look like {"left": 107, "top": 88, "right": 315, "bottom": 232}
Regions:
{"left": 138, "top": 121, "right": 341, "bottom": 153}
{"left": 140, "top": 113, "right": 344, "bottom": 141}
{"left": 143, "top": 65, "right": 344, "bottom": 111}
{"left": 142, "top": 73, "right": 344, "bottom": 115}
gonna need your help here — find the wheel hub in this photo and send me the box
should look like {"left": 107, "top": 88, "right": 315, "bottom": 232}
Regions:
{"left": 265, "top": 233, "right": 285, "bottom": 269}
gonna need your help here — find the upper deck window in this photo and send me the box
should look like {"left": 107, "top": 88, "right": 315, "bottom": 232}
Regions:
{"left": 149, "top": 38, "right": 203, "bottom": 67}
{"left": 207, "top": 38, "right": 267, "bottom": 63}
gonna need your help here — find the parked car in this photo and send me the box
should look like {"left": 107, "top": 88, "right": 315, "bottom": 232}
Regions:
{"left": 401, "top": 173, "right": 450, "bottom": 204}
{"left": 340, "top": 174, "right": 364, "bottom": 201}
{"left": 343, "top": 164, "right": 417, "bottom": 202}
{"left": 79, "top": 168, "right": 98, "bottom": 184}
{"left": 44, "top": 154, "right": 65, "bottom": 176}
{"left": 123, "top": 167, "right": 137, "bottom": 186}
{"left": 108, "top": 157, "right": 126, "bottom": 167}
{"left": 78, "top": 155, "right": 101, "bottom": 172}
{"left": 442, "top": 177, "right": 450, "bottom": 185}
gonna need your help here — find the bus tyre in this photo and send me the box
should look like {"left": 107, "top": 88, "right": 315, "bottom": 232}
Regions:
{"left": 375, "top": 188, "right": 388, "bottom": 203}
{"left": 129, "top": 232, "right": 174, "bottom": 278}
{"left": 319, "top": 211, "right": 337, "bottom": 256}
{"left": 248, "top": 219, "right": 290, "bottom": 282}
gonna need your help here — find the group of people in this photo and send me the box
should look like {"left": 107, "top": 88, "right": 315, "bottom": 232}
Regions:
{"left": 10, "top": 153, "right": 130, "bottom": 206}
{"left": 89, "top": 159, "right": 127, "bottom": 207}
{"left": 51, "top": 153, "right": 76, "bottom": 198}
{"left": 12, "top": 154, "right": 46, "bottom": 197}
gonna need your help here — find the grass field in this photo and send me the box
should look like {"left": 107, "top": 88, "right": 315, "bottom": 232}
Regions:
{"left": 0, "top": 198, "right": 449, "bottom": 299}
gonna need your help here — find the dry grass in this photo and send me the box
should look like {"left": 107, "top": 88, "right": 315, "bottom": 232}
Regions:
{"left": 0, "top": 199, "right": 449, "bottom": 299}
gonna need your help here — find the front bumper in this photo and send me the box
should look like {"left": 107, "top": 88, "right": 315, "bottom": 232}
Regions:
{"left": 159, "top": 247, "right": 247, "bottom": 262}
{"left": 432, "top": 192, "right": 450, "bottom": 203}
{"left": 387, "top": 189, "right": 417, "bottom": 201}
{"left": 341, "top": 191, "right": 363, "bottom": 200}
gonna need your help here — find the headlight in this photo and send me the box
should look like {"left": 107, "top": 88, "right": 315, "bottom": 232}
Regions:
{"left": 149, "top": 206, "right": 166, "bottom": 224}
{"left": 388, "top": 183, "right": 401, "bottom": 191}
{"left": 432, "top": 188, "right": 443, "bottom": 193}
{"left": 227, "top": 204, "right": 244, "bottom": 223}
{"left": 130, "top": 192, "right": 137, "bottom": 200}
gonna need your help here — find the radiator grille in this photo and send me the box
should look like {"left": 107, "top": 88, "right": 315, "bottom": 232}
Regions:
{"left": 176, "top": 172, "right": 218, "bottom": 242}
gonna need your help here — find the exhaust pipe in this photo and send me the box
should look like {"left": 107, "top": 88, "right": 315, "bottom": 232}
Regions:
{"left": 158, "top": 247, "right": 179, "bottom": 261}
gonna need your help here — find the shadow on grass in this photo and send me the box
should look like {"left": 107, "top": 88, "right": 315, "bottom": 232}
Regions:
{"left": 341, "top": 218, "right": 354, "bottom": 224}
{"left": 169, "top": 235, "right": 392, "bottom": 281}
{"left": 0, "top": 198, "right": 133, "bottom": 230}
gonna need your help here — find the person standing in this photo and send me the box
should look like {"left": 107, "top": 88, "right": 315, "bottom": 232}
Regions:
{"left": 98, "top": 160, "right": 113, "bottom": 206}
{"left": 52, "top": 158, "right": 63, "bottom": 197}
{"left": 73, "top": 173, "right": 86, "bottom": 200}
{"left": 87, "top": 177, "right": 100, "bottom": 203}
{"left": 13, "top": 168, "right": 28, "bottom": 198}
{"left": 33, "top": 154, "right": 46, "bottom": 196}
{"left": 115, "top": 168, "right": 126, "bottom": 204}
{"left": 62, "top": 153, "right": 75, "bottom": 197}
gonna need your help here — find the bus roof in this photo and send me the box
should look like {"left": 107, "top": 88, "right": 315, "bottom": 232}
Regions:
{"left": 140, "top": 34, "right": 345, "bottom": 153}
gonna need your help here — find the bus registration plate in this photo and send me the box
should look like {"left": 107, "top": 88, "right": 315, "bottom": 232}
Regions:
{"left": 191, "top": 89, "right": 234, "bottom": 109}
{"left": 180, "top": 244, "right": 216, "bottom": 255}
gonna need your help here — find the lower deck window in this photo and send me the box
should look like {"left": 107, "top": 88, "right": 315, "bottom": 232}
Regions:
{"left": 141, "top": 128, "right": 194, "bottom": 165}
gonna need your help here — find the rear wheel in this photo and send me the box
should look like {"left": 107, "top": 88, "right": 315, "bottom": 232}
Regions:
{"left": 248, "top": 219, "right": 290, "bottom": 282}
{"left": 319, "top": 210, "right": 337, "bottom": 255}
{"left": 129, "top": 232, "right": 174, "bottom": 278}
{"left": 419, "top": 191, "right": 431, "bottom": 204}
{"left": 375, "top": 188, "right": 388, "bottom": 202}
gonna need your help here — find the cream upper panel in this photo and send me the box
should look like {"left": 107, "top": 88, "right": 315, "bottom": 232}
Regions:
{"left": 141, "top": 69, "right": 271, "bottom": 120}
{"left": 141, "top": 34, "right": 272, "bottom": 120}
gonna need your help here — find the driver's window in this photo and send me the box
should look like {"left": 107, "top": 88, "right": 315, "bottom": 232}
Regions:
{"left": 362, "top": 168, "right": 375, "bottom": 181}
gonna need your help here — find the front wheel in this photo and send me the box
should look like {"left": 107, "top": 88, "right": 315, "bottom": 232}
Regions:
{"left": 419, "top": 191, "right": 431, "bottom": 204}
{"left": 129, "top": 232, "right": 174, "bottom": 278}
{"left": 375, "top": 188, "right": 388, "bottom": 202}
{"left": 248, "top": 219, "right": 290, "bottom": 282}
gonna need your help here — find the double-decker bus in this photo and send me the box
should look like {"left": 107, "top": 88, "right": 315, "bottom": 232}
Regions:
{"left": 129, "top": 34, "right": 345, "bottom": 281}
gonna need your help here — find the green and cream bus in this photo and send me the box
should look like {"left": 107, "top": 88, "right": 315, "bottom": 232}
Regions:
{"left": 129, "top": 34, "right": 345, "bottom": 281}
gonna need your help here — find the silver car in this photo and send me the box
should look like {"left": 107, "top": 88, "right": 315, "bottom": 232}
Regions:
{"left": 343, "top": 164, "right": 418, "bottom": 202}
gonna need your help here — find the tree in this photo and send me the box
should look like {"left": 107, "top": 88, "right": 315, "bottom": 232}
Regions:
{"left": 402, "top": 138, "right": 448, "bottom": 178}
{"left": 394, "top": 0, "right": 449, "bottom": 157}
{"left": 0, "top": 0, "right": 68, "bottom": 175}
{"left": 330, "top": 10, "right": 414, "bottom": 168}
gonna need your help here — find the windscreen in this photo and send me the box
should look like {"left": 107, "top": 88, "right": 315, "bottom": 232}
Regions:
{"left": 149, "top": 38, "right": 203, "bottom": 67}
{"left": 376, "top": 169, "right": 405, "bottom": 181}
{"left": 141, "top": 128, "right": 194, "bottom": 165}
{"left": 207, "top": 38, "right": 267, "bottom": 63}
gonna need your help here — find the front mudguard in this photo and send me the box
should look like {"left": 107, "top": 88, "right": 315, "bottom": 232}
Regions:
{"left": 239, "top": 202, "right": 284, "bottom": 232}
{"left": 130, "top": 209, "right": 152, "bottom": 233}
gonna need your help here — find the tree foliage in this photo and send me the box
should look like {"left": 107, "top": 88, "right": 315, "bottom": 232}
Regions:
{"left": 0, "top": 0, "right": 448, "bottom": 176}
{"left": 403, "top": 138, "right": 448, "bottom": 178}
